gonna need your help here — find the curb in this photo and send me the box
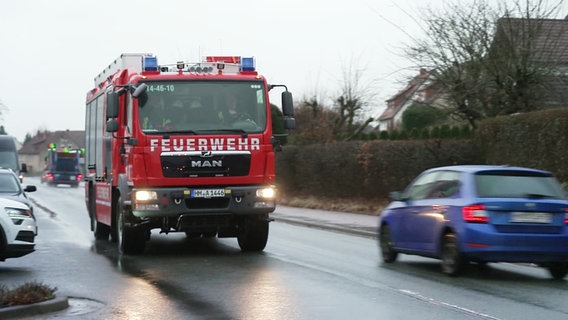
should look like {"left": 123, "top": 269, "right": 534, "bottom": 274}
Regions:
{"left": 0, "top": 296, "right": 69, "bottom": 319}
{"left": 271, "top": 215, "right": 377, "bottom": 239}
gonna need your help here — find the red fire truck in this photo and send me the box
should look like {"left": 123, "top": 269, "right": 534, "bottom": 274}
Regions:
{"left": 85, "top": 53, "right": 295, "bottom": 254}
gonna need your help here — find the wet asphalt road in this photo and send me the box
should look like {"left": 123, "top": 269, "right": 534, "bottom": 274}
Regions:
{"left": 1, "top": 177, "right": 568, "bottom": 320}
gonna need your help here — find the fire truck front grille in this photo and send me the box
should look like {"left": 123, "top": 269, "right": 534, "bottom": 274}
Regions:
{"left": 161, "top": 153, "right": 251, "bottom": 178}
{"left": 177, "top": 214, "right": 232, "bottom": 232}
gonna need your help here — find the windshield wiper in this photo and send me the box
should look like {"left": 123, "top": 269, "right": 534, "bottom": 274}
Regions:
{"left": 144, "top": 130, "right": 197, "bottom": 135}
{"left": 164, "top": 130, "right": 197, "bottom": 135}
{"left": 195, "top": 129, "right": 249, "bottom": 137}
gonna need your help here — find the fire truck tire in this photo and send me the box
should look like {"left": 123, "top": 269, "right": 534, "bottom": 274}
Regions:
{"left": 237, "top": 218, "right": 269, "bottom": 252}
{"left": 116, "top": 197, "right": 146, "bottom": 255}
{"left": 93, "top": 221, "right": 110, "bottom": 240}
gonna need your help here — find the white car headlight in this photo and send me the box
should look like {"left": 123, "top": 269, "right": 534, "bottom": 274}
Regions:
{"left": 5, "top": 207, "right": 32, "bottom": 218}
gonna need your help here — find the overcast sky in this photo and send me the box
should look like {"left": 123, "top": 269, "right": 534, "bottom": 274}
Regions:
{"left": 1, "top": 0, "right": 566, "bottom": 142}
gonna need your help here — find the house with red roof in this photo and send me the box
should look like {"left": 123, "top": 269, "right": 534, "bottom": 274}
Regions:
{"left": 18, "top": 130, "right": 85, "bottom": 175}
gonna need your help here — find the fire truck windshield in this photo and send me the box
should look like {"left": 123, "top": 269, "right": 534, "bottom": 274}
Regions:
{"left": 138, "top": 80, "right": 267, "bottom": 134}
{"left": 55, "top": 158, "right": 79, "bottom": 172}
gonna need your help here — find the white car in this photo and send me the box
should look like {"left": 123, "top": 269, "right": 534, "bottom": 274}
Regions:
{"left": 0, "top": 197, "right": 37, "bottom": 261}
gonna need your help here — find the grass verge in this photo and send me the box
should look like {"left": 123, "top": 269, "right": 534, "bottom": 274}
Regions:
{"left": 0, "top": 282, "right": 57, "bottom": 308}
{"left": 278, "top": 195, "right": 387, "bottom": 216}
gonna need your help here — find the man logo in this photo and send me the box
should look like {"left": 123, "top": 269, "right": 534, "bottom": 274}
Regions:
{"left": 191, "top": 160, "right": 223, "bottom": 168}
{"left": 201, "top": 151, "right": 213, "bottom": 157}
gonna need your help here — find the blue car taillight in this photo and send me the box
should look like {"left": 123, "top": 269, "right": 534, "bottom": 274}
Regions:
{"left": 463, "top": 204, "right": 489, "bottom": 223}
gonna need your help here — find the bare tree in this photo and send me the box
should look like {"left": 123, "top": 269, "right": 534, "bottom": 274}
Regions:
{"left": 289, "top": 95, "right": 337, "bottom": 145}
{"left": 289, "top": 57, "right": 378, "bottom": 144}
{"left": 0, "top": 99, "right": 6, "bottom": 119}
{"left": 489, "top": 1, "right": 568, "bottom": 113}
{"left": 23, "top": 132, "right": 32, "bottom": 144}
{"left": 333, "top": 57, "right": 377, "bottom": 140}
{"left": 404, "top": 0, "right": 567, "bottom": 128}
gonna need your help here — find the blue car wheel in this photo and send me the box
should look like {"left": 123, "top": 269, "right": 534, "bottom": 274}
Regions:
{"left": 380, "top": 225, "right": 398, "bottom": 263}
{"left": 441, "top": 233, "right": 465, "bottom": 276}
{"left": 547, "top": 263, "right": 568, "bottom": 280}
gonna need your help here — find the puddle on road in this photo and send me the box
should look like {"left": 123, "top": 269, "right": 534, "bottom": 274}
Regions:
{"left": 19, "top": 297, "right": 105, "bottom": 319}
{"left": 65, "top": 297, "right": 105, "bottom": 316}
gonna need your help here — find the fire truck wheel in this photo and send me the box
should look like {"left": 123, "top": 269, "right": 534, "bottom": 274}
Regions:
{"left": 237, "top": 218, "right": 269, "bottom": 252}
{"left": 116, "top": 196, "right": 146, "bottom": 255}
{"left": 93, "top": 220, "right": 110, "bottom": 240}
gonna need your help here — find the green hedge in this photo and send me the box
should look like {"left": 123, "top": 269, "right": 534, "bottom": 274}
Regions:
{"left": 276, "top": 108, "right": 568, "bottom": 201}
{"left": 276, "top": 139, "right": 483, "bottom": 200}
{"left": 475, "top": 108, "right": 568, "bottom": 182}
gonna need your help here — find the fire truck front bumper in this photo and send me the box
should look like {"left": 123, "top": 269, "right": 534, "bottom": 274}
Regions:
{"left": 130, "top": 185, "right": 276, "bottom": 218}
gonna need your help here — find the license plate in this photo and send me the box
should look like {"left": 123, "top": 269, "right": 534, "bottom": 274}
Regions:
{"left": 191, "top": 189, "right": 226, "bottom": 198}
{"left": 70, "top": 175, "right": 76, "bottom": 180}
{"left": 510, "top": 211, "right": 552, "bottom": 223}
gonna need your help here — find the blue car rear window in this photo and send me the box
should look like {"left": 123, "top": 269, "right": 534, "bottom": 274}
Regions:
{"left": 475, "top": 171, "right": 566, "bottom": 199}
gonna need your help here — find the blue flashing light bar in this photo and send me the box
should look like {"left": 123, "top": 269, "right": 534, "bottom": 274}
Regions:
{"left": 241, "top": 57, "right": 255, "bottom": 72}
{"left": 143, "top": 56, "right": 158, "bottom": 71}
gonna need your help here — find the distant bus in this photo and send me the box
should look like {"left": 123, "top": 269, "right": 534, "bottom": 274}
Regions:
{"left": 0, "top": 135, "right": 23, "bottom": 180}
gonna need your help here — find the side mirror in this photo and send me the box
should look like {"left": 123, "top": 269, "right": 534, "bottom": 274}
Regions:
{"left": 389, "top": 191, "right": 406, "bottom": 202}
{"left": 24, "top": 185, "right": 36, "bottom": 193}
{"left": 132, "top": 83, "right": 147, "bottom": 98}
{"left": 106, "top": 91, "right": 119, "bottom": 118}
{"left": 281, "top": 91, "right": 295, "bottom": 130}
{"left": 282, "top": 91, "right": 294, "bottom": 117}
{"left": 284, "top": 117, "right": 296, "bottom": 130}
{"left": 106, "top": 119, "right": 119, "bottom": 133}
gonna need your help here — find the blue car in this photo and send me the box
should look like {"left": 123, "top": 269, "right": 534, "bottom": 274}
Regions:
{"left": 378, "top": 165, "right": 568, "bottom": 279}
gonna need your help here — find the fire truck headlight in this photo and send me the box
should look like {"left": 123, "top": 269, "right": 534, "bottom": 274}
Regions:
{"left": 135, "top": 190, "right": 158, "bottom": 202}
{"left": 256, "top": 187, "right": 275, "bottom": 199}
